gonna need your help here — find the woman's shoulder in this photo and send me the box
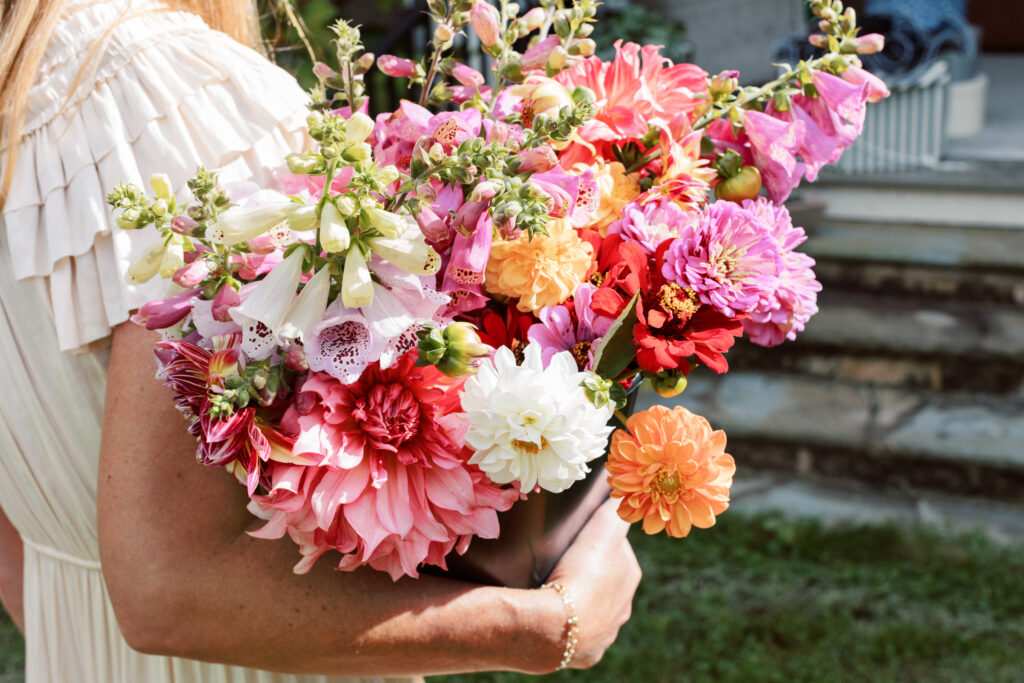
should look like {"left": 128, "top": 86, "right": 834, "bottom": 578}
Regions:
{"left": 3, "top": 0, "right": 309, "bottom": 354}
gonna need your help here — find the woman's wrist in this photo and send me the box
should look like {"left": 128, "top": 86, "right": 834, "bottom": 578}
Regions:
{"left": 488, "top": 585, "right": 566, "bottom": 674}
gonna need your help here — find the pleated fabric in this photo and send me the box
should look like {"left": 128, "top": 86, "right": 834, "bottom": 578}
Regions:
{"left": 0, "top": 1, "right": 418, "bottom": 681}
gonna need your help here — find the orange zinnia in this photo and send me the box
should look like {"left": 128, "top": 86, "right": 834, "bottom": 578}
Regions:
{"left": 607, "top": 405, "right": 735, "bottom": 537}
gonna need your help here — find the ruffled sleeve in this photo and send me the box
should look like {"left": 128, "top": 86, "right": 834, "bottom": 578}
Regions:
{"left": 1, "top": 1, "right": 308, "bottom": 353}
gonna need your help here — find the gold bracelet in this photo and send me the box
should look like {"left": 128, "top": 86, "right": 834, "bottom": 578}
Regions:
{"left": 540, "top": 582, "right": 578, "bottom": 670}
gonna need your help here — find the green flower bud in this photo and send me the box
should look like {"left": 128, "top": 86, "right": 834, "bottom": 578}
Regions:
{"left": 649, "top": 370, "right": 688, "bottom": 398}
{"left": 286, "top": 152, "right": 326, "bottom": 175}
{"left": 415, "top": 322, "right": 489, "bottom": 378}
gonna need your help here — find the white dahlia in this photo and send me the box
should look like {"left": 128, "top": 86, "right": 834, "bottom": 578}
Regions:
{"left": 461, "top": 343, "right": 614, "bottom": 493}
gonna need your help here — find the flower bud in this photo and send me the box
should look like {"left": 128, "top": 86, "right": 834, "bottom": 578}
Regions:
{"left": 319, "top": 200, "right": 351, "bottom": 253}
{"left": 522, "top": 7, "right": 545, "bottom": 31}
{"left": 517, "top": 145, "right": 558, "bottom": 173}
{"left": 151, "top": 198, "right": 169, "bottom": 217}
{"left": 808, "top": 33, "right": 828, "bottom": 48}
{"left": 434, "top": 23, "right": 455, "bottom": 46}
{"left": 334, "top": 195, "right": 357, "bottom": 216}
{"left": 345, "top": 112, "right": 375, "bottom": 145}
{"left": 854, "top": 32, "right": 885, "bottom": 55}
{"left": 450, "top": 61, "right": 485, "bottom": 88}
{"left": 520, "top": 35, "right": 560, "bottom": 71}
{"left": 469, "top": 180, "right": 500, "bottom": 203}
{"left": 212, "top": 283, "right": 240, "bottom": 322}
{"left": 170, "top": 215, "right": 199, "bottom": 235}
{"left": 365, "top": 207, "right": 404, "bottom": 237}
{"left": 415, "top": 322, "right": 489, "bottom": 377}
{"left": 341, "top": 142, "right": 373, "bottom": 162}
{"left": 377, "top": 165, "right": 401, "bottom": 186}
{"left": 546, "top": 46, "right": 569, "bottom": 70}
{"left": 428, "top": 142, "right": 447, "bottom": 163}
{"left": 709, "top": 70, "right": 740, "bottom": 98}
{"left": 116, "top": 206, "right": 145, "bottom": 230}
{"left": 312, "top": 61, "right": 338, "bottom": 81}
{"left": 352, "top": 53, "right": 375, "bottom": 76}
{"left": 377, "top": 54, "right": 417, "bottom": 78}
{"left": 649, "top": 370, "right": 688, "bottom": 398}
{"left": 150, "top": 173, "right": 173, "bottom": 200}
{"left": 579, "top": 373, "right": 616, "bottom": 409}
{"left": 569, "top": 38, "right": 595, "bottom": 57}
{"left": 470, "top": 1, "right": 501, "bottom": 47}
{"left": 172, "top": 257, "right": 211, "bottom": 288}
{"left": 284, "top": 348, "right": 308, "bottom": 372}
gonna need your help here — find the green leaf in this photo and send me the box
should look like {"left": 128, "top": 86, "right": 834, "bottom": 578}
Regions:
{"left": 593, "top": 292, "right": 639, "bottom": 381}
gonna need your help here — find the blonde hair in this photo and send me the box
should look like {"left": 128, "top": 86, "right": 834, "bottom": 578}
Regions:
{"left": 0, "top": 0, "right": 261, "bottom": 208}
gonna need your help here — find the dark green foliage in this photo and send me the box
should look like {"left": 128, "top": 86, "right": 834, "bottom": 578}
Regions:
{"left": 432, "top": 513, "right": 1024, "bottom": 683}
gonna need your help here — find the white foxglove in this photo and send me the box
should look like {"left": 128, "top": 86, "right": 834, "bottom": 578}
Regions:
{"left": 210, "top": 197, "right": 316, "bottom": 246}
{"left": 126, "top": 240, "right": 166, "bottom": 284}
{"left": 229, "top": 248, "right": 305, "bottom": 359}
{"left": 319, "top": 200, "right": 351, "bottom": 253}
{"left": 341, "top": 244, "right": 373, "bottom": 308}
{"left": 158, "top": 235, "right": 185, "bottom": 278}
{"left": 365, "top": 216, "right": 441, "bottom": 276}
{"left": 279, "top": 266, "right": 331, "bottom": 344}
{"left": 461, "top": 343, "right": 614, "bottom": 493}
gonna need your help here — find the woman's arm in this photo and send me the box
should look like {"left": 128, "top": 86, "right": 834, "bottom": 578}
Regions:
{"left": 0, "top": 506, "right": 23, "bottom": 633}
{"left": 99, "top": 321, "right": 639, "bottom": 676}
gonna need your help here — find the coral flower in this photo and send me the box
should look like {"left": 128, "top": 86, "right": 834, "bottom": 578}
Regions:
{"left": 607, "top": 405, "right": 734, "bottom": 537}
{"left": 252, "top": 351, "right": 517, "bottom": 580}
{"left": 485, "top": 219, "right": 592, "bottom": 314}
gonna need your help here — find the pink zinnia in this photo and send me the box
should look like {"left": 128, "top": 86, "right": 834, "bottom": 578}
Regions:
{"left": 250, "top": 352, "right": 518, "bottom": 580}
{"left": 661, "top": 200, "right": 783, "bottom": 318}
{"left": 739, "top": 198, "right": 821, "bottom": 347}
{"left": 608, "top": 198, "right": 699, "bottom": 255}
{"left": 527, "top": 283, "right": 615, "bottom": 370}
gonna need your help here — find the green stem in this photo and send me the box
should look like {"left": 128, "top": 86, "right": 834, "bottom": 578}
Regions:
{"left": 613, "top": 409, "right": 630, "bottom": 427}
{"left": 624, "top": 148, "right": 662, "bottom": 175}
{"left": 418, "top": 2, "right": 456, "bottom": 108}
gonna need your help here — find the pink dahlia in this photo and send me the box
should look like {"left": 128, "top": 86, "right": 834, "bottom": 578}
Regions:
{"left": 661, "top": 200, "right": 783, "bottom": 318}
{"left": 739, "top": 198, "right": 821, "bottom": 347}
{"left": 251, "top": 352, "right": 518, "bottom": 580}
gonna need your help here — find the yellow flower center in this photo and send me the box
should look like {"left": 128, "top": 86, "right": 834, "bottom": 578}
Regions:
{"left": 512, "top": 437, "right": 546, "bottom": 455}
{"left": 653, "top": 470, "right": 682, "bottom": 496}
{"left": 570, "top": 340, "right": 591, "bottom": 369}
{"left": 657, "top": 282, "right": 698, "bottom": 320}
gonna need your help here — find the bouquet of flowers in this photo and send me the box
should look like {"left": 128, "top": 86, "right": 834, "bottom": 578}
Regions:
{"left": 108, "top": 0, "right": 888, "bottom": 583}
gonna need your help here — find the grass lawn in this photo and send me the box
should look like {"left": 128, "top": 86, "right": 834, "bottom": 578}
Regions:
{"left": 1, "top": 513, "right": 1022, "bottom": 682}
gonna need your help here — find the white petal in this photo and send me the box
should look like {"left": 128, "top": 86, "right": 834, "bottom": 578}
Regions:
{"left": 279, "top": 266, "right": 332, "bottom": 343}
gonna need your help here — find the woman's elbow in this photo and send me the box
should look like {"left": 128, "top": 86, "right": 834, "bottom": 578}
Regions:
{"left": 103, "top": 558, "right": 194, "bottom": 656}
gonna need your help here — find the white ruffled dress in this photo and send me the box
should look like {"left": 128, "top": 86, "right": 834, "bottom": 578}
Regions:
{"left": 0, "top": 1, "right": 415, "bottom": 681}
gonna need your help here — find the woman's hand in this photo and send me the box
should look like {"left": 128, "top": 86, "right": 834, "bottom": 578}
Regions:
{"left": 545, "top": 497, "right": 641, "bottom": 669}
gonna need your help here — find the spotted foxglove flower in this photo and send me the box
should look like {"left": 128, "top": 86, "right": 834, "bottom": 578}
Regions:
{"left": 229, "top": 248, "right": 305, "bottom": 359}
{"left": 210, "top": 193, "right": 317, "bottom": 246}
{"left": 365, "top": 215, "right": 442, "bottom": 276}
{"left": 279, "top": 266, "right": 332, "bottom": 345}
{"left": 461, "top": 343, "right": 614, "bottom": 493}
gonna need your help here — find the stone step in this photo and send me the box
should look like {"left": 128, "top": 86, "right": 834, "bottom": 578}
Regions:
{"left": 802, "top": 220, "right": 1024, "bottom": 272}
{"left": 804, "top": 160, "right": 1024, "bottom": 228}
{"left": 728, "top": 343, "right": 1024, "bottom": 395}
{"left": 638, "top": 371, "right": 1024, "bottom": 475}
{"left": 812, "top": 260, "right": 1024, "bottom": 307}
{"left": 796, "top": 291, "right": 1024, "bottom": 362}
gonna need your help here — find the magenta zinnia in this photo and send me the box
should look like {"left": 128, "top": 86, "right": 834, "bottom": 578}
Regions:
{"left": 661, "top": 200, "right": 783, "bottom": 318}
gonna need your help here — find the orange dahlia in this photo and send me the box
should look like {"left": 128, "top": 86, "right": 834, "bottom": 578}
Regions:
{"left": 606, "top": 405, "right": 735, "bottom": 537}
{"left": 485, "top": 219, "right": 592, "bottom": 314}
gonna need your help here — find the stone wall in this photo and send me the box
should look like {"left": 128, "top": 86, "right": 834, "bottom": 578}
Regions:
{"left": 635, "top": 0, "right": 806, "bottom": 82}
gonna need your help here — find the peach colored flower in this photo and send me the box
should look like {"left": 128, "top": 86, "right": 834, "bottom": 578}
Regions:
{"left": 577, "top": 160, "right": 642, "bottom": 236}
{"left": 485, "top": 219, "right": 592, "bottom": 314}
{"left": 606, "top": 405, "right": 734, "bottom": 537}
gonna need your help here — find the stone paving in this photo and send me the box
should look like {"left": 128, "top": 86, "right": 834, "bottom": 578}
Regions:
{"left": 731, "top": 470, "right": 1024, "bottom": 544}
